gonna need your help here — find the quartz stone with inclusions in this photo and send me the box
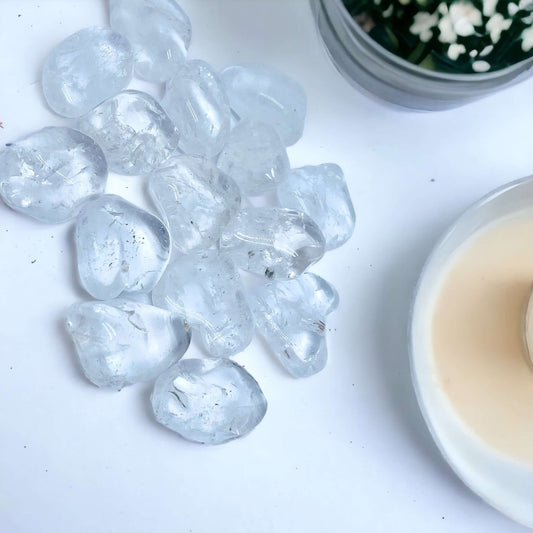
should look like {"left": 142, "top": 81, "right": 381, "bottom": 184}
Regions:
{"left": 250, "top": 273, "right": 339, "bottom": 377}
{"left": 0, "top": 127, "right": 107, "bottom": 223}
{"left": 110, "top": 0, "right": 191, "bottom": 83}
{"left": 217, "top": 120, "right": 289, "bottom": 196}
{"left": 148, "top": 155, "right": 240, "bottom": 253}
{"left": 152, "top": 250, "right": 254, "bottom": 358}
{"left": 76, "top": 194, "right": 171, "bottom": 300}
{"left": 42, "top": 27, "right": 133, "bottom": 118}
{"left": 151, "top": 358, "right": 267, "bottom": 444}
{"left": 277, "top": 164, "right": 355, "bottom": 250}
{"left": 162, "top": 60, "right": 231, "bottom": 158}
{"left": 78, "top": 90, "right": 180, "bottom": 176}
{"left": 221, "top": 63, "right": 306, "bottom": 146}
{"left": 219, "top": 207, "right": 325, "bottom": 279}
{"left": 66, "top": 299, "right": 190, "bottom": 389}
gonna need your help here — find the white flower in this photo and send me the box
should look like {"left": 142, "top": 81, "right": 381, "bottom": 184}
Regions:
{"left": 521, "top": 26, "right": 533, "bottom": 51}
{"left": 410, "top": 12, "right": 439, "bottom": 42}
{"left": 508, "top": 3, "right": 519, "bottom": 15}
{"left": 438, "top": 16, "right": 456, "bottom": 42}
{"left": 383, "top": 4, "right": 394, "bottom": 17}
{"left": 480, "top": 44, "right": 494, "bottom": 56}
{"left": 483, "top": 0, "right": 498, "bottom": 16}
{"left": 519, "top": 0, "right": 533, "bottom": 9}
{"left": 438, "top": 1, "right": 482, "bottom": 43}
{"left": 448, "top": 43, "right": 466, "bottom": 59}
{"left": 472, "top": 60, "right": 491, "bottom": 71}
{"left": 486, "top": 14, "right": 512, "bottom": 43}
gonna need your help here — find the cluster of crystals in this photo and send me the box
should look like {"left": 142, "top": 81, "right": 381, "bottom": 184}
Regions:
{"left": 0, "top": 0, "right": 355, "bottom": 445}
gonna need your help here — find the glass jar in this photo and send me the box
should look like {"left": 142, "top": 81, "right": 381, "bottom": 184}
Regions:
{"left": 311, "top": 0, "right": 533, "bottom": 110}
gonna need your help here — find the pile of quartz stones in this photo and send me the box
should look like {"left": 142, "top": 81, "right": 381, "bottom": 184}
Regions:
{"left": 0, "top": 0, "right": 355, "bottom": 445}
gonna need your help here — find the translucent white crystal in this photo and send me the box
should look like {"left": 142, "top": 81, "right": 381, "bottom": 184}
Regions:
{"left": 151, "top": 358, "right": 267, "bottom": 444}
{"left": 219, "top": 207, "right": 325, "bottom": 279}
{"left": 162, "top": 60, "right": 231, "bottom": 158}
{"left": 110, "top": 0, "right": 191, "bottom": 83}
{"left": 152, "top": 250, "right": 254, "bottom": 357}
{"left": 221, "top": 63, "right": 306, "bottom": 146}
{"left": 76, "top": 194, "right": 171, "bottom": 300}
{"left": 250, "top": 273, "right": 338, "bottom": 377}
{"left": 277, "top": 164, "right": 355, "bottom": 250}
{"left": 77, "top": 90, "right": 180, "bottom": 175}
{"left": 0, "top": 127, "right": 107, "bottom": 223}
{"left": 217, "top": 120, "right": 289, "bottom": 196}
{"left": 66, "top": 299, "right": 190, "bottom": 389}
{"left": 42, "top": 27, "right": 133, "bottom": 118}
{"left": 148, "top": 155, "right": 241, "bottom": 253}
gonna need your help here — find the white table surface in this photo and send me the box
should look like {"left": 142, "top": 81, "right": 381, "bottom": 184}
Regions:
{"left": 1, "top": 1, "right": 532, "bottom": 532}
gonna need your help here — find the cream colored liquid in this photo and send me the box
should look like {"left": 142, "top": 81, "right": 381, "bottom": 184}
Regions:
{"left": 432, "top": 212, "right": 533, "bottom": 464}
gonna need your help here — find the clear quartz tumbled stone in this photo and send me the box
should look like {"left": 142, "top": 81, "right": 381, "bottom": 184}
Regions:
{"left": 277, "top": 163, "right": 355, "bottom": 250}
{"left": 78, "top": 90, "right": 180, "bottom": 175}
{"left": 0, "top": 127, "right": 107, "bottom": 223}
{"left": 162, "top": 60, "right": 231, "bottom": 158}
{"left": 221, "top": 63, "right": 307, "bottom": 146}
{"left": 152, "top": 250, "right": 254, "bottom": 357}
{"left": 75, "top": 194, "right": 171, "bottom": 300}
{"left": 110, "top": 0, "right": 191, "bottom": 83}
{"left": 148, "top": 155, "right": 241, "bottom": 253}
{"left": 66, "top": 299, "right": 190, "bottom": 389}
{"left": 219, "top": 207, "right": 325, "bottom": 279}
{"left": 217, "top": 120, "right": 289, "bottom": 196}
{"left": 250, "top": 273, "right": 339, "bottom": 377}
{"left": 42, "top": 27, "right": 133, "bottom": 118}
{"left": 151, "top": 358, "right": 267, "bottom": 444}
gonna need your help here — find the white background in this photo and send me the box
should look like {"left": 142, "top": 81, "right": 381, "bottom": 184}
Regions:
{"left": 1, "top": 1, "right": 532, "bottom": 532}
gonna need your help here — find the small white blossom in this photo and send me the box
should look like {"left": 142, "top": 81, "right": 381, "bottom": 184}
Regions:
{"left": 447, "top": 43, "right": 466, "bottom": 59}
{"left": 508, "top": 2, "right": 519, "bottom": 15}
{"left": 480, "top": 44, "right": 494, "bottom": 56}
{"left": 438, "top": 2, "right": 449, "bottom": 14}
{"left": 437, "top": 1, "right": 482, "bottom": 42}
{"left": 472, "top": 60, "right": 491, "bottom": 71}
{"left": 521, "top": 26, "right": 533, "bottom": 51}
{"left": 483, "top": 0, "right": 498, "bottom": 16}
{"left": 410, "top": 12, "right": 439, "bottom": 42}
{"left": 469, "top": 49, "right": 479, "bottom": 57}
{"left": 519, "top": 0, "right": 533, "bottom": 9}
{"left": 383, "top": 4, "right": 394, "bottom": 16}
{"left": 438, "top": 16, "right": 456, "bottom": 42}
{"left": 486, "top": 14, "right": 512, "bottom": 43}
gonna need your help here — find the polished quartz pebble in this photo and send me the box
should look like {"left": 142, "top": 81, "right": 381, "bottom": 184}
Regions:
{"left": 217, "top": 120, "right": 289, "bottom": 196}
{"left": 250, "top": 273, "right": 338, "bottom": 377}
{"left": 151, "top": 358, "right": 267, "bottom": 444}
{"left": 110, "top": 0, "right": 191, "bottom": 83}
{"left": 219, "top": 207, "right": 325, "bottom": 279}
{"left": 277, "top": 164, "right": 355, "bottom": 250}
{"left": 221, "top": 63, "right": 306, "bottom": 146}
{"left": 162, "top": 60, "right": 231, "bottom": 158}
{"left": 42, "top": 27, "right": 133, "bottom": 118}
{"left": 0, "top": 127, "right": 107, "bottom": 223}
{"left": 78, "top": 90, "right": 180, "bottom": 176}
{"left": 76, "top": 194, "right": 171, "bottom": 300}
{"left": 148, "top": 155, "right": 240, "bottom": 253}
{"left": 152, "top": 250, "right": 254, "bottom": 357}
{"left": 66, "top": 299, "right": 190, "bottom": 389}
